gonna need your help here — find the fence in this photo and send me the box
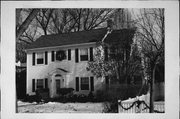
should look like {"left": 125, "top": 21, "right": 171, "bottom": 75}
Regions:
{"left": 118, "top": 100, "right": 164, "bottom": 113}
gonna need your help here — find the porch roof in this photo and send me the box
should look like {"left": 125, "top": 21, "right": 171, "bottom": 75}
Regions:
{"left": 48, "top": 68, "right": 69, "bottom": 76}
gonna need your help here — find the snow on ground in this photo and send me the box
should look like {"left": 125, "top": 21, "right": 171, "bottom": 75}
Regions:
{"left": 121, "top": 93, "right": 150, "bottom": 103}
{"left": 18, "top": 101, "right": 104, "bottom": 113}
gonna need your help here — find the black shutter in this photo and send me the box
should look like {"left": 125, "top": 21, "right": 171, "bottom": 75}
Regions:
{"left": 32, "top": 52, "right": 35, "bottom": 66}
{"left": 32, "top": 79, "right": 35, "bottom": 92}
{"left": 45, "top": 78, "right": 48, "bottom": 89}
{"left": 90, "top": 77, "right": 94, "bottom": 91}
{"left": 45, "top": 51, "right": 48, "bottom": 65}
{"left": 75, "top": 77, "right": 79, "bottom": 91}
{"left": 68, "top": 49, "right": 71, "bottom": 60}
{"left": 75, "top": 48, "right": 79, "bottom": 63}
{"left": 51, "top": 51, "right": 55, "bottom": 61}
{"left": 104, "top": 47, "right": 108, "bottom": 61}
{"left": 90, "top": 47, "right": 93, "bottom": 61}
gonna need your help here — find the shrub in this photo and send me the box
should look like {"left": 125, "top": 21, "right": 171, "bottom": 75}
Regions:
{"left": 102, "top": 101, "right": 118, "bottom": 113}
{"left": 23, "top": 94, "right": 38, "bottom": 103}
{"left": 57, "top": 88, "right": 74, "bottom": 96}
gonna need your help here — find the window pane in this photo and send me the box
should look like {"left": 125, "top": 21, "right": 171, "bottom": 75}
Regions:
{"left": 80, "top": 48, "right": 88, "bottom": 61}
{"left": 37, "top": 52, "right": 44, "bottom": 64}
{"left": 81, "top": 84, "right": 89, "bottom": 90}
{"left": 80, "top": 48, "right": 88, "bottom": 55}
{"left": 80, "top": 55, "right": 88, "bottom": 61}
{"left": 37, "top": 52, "right": 44, "bottom": 58}
{"left": 37, "top": 59, "right": 43, "bottom": 64}
{"left": 81, "top": 77, "right": 89, "bottom": 90}
{"left": 37, "top": 79, "right": 43, "bottom": 89}
{"left": 81, "top": 77, "right": 89, "bottom": 84}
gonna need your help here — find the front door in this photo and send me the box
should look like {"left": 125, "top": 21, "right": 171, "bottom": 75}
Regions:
{"left": 56, "top": 79, "right": 61, "bottom": 94}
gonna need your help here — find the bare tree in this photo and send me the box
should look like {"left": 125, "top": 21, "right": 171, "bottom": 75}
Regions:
{"left": 50, "top": 8, "right": 114, "bottom": 34}
{"left": 16, "top": 9, "right": 39, "bottom": 40}
{"left": 50, "top": 9, "right": 74, "bottom": 34}
{"left": 113, "top": 8, "right": 134, "bottom": 29}
{"left": 132, "top": 8, "right": 164, "bottom": 113}
{"left": 16, "top": 9, "right": 42, "bottom": 62}
{"left": 36, "top": 9, "right": 54, "bottom": 35}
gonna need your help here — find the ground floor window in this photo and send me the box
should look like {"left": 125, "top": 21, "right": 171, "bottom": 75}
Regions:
{"left": 36, "top": 79, "right": 44, "bottom": 89}
{"left": 81, "top": 77, "right": 89, "bottom": 90}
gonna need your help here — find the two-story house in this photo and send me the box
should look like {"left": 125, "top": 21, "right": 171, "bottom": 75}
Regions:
{"left": 25, "top": 28, "right": 135, "bottom": 98}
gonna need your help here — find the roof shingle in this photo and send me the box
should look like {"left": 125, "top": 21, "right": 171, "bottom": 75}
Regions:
{"left": 26, "top": 28, "right": 135, "bottom": 50}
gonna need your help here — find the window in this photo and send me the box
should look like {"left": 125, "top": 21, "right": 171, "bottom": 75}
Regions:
{"left": 81, "top": 77, "right": 89, "bottom": 90}
{"left": 37, "top": 79, "right": 43, "bottom": 89}
{"left": 36, "top": 52, "right": 44, "bottom": 64}
{"left": 80, "top": 48, "right": 88, "bottom": 61}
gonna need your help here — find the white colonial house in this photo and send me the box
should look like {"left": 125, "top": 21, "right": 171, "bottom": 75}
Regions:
{"left": 25, "top": 28, "right": 135, "bottom": 98}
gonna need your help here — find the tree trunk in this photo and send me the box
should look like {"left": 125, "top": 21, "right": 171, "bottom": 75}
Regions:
{"left": 16, "top": 9, "right": 39, "bottom": 40}
{"left": 43, "top": 27, "right": 47, "bottom": 35}
{"left": 149, "top": 63, "right": 156, "bottom": 113}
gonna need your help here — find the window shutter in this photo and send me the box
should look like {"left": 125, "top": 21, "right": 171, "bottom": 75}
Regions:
{"left": 32, "top": 52, "right": 35, "bottom": 66}
{"left": 90, "top": 47, "right": 93, "bottom": 61}
{"left": 90, "top": 77, "right": 94, "bottom": 91}
{"left": 75, "top": 77, "right": 79, "bottom": 91}
{"left": 45, "top": 78, "right": 48, "bottom": 89}
{"left": 104, "top": 47, "right": 108, "bottom": 61}
{"left": 32, "top": 79, "right": 35, "bottom": 92}
{"left": 75, "top": 48, "right": 79, "bottom": 63}
{"left": 45, "top": 51, "right": 48, "bottom": 65}
{"left": 68, "top": 49, "right": 71, "bottom": 60}
{"left": 51, "top": 51, "right": 55, "bottom": 61}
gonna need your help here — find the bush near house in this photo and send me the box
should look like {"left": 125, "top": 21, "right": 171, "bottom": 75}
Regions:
{"left": 23, "top": 88, "right": 50, "bottom": 103}
{"left": 95, "top": 84, "right": 148, "bottom": 101}
{"left": 57, "top": 88, "right": 74, "bottom": 96}
{"left": 22, "top": 84, "right": 148, "bottom": 106}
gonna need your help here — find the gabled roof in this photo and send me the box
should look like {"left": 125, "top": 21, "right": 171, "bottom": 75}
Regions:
{"left": 26, "top": 28, "right": 135, "bottom": 50}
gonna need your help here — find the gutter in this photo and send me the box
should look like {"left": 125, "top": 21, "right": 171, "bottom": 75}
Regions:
{"left": 25, "top": 42, "right": 96, "bottom": 52}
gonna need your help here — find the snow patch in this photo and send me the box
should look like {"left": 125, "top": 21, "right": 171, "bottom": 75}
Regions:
{"left": 120, "top": 93, "right": 150, "bottom": 103}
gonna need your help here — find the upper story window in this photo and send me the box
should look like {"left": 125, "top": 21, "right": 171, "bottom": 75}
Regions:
{"left": 80, "top": 48, "right": 88, "bottom": 61}
{"left": 52, "top": 49, "right": 71, "bottom": 62}
{"left": 36, "top": 52, "right": 44, "bottom": 64}
{"left": 75, "top": 47, "right": 93, "bottom": 63}
{"left": 32, "top": 51, "right": 48, "bottom": 66}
